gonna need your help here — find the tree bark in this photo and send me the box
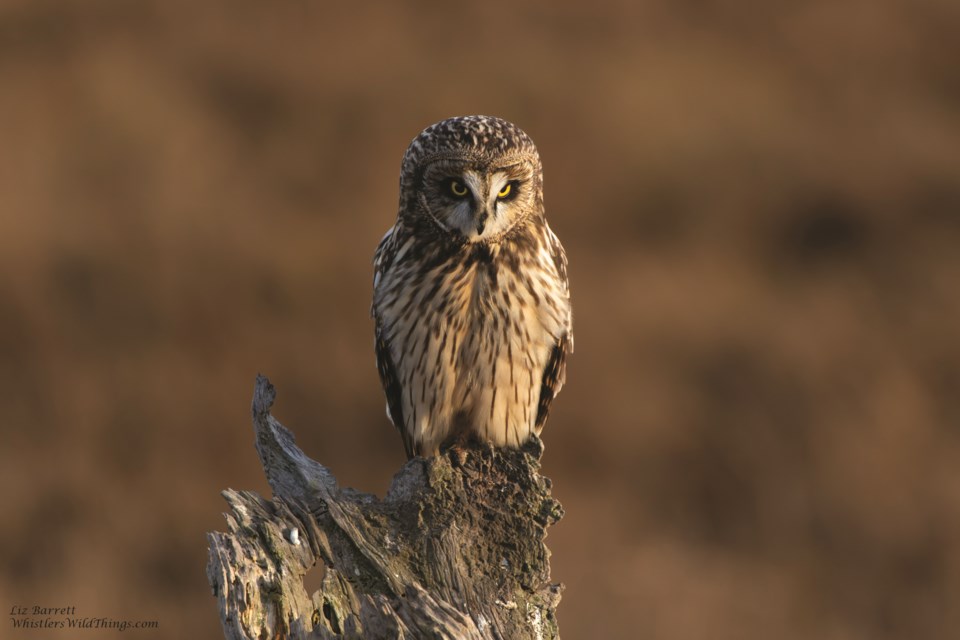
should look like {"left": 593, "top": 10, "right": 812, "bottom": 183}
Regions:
{"left": 206, "top": 375, "right": 564, "bottom": 639}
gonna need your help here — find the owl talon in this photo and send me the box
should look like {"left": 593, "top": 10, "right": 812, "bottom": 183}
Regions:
{"left": 448, "top": 445, "right": 469, "bottom": 468}
{"left": 522, "top": 435, "right": 545, "bottom": 460}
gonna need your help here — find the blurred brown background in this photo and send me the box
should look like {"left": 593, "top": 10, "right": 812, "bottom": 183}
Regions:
{"left": 1, "top": 0, "right": 959, "bottom": 638}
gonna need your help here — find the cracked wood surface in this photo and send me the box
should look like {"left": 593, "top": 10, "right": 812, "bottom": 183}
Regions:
{"left": 206, "top": 375, "right": 564, "bottom": 639}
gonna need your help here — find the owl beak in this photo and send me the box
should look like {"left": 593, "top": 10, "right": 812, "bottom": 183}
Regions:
{"left": 475, "top": 210, "right": 488, "bottom": 235}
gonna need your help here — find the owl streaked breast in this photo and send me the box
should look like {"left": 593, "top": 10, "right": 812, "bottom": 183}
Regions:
{"left": 372, "top": 115, "right": 572, "bottom": 459}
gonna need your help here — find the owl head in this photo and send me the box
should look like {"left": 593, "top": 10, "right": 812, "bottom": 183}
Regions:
{"left": 398, "top": 115, "right": 544, "bottom": 243}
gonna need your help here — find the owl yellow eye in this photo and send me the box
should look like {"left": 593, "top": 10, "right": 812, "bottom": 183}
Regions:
{"left": 449, "top": 180, "right": 469, "bottom": 197}
{"left": 497, "top": 183, "right": 512, "bottom": 199}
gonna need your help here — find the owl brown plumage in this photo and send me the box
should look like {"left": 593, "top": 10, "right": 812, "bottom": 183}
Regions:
{"left": 372, "top": 116, "right": 573, "bottom": 458}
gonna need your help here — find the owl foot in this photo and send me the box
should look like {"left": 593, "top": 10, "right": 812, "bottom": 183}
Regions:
{"left": 447, "top": 444, "right": 470, "bottom": 468}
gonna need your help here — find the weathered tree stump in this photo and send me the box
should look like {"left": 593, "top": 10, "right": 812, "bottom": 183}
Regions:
{"left": 206, "top": 375, "right": 564, "bottom": 639}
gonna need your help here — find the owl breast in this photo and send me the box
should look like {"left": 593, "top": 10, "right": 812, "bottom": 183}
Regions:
{"left": 374, "top": 225, "right": 569, "bottom": 456}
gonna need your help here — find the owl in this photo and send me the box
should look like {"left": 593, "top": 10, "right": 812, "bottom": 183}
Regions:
{"left": 372, "top": 115, "right": 572, "bottom": 459}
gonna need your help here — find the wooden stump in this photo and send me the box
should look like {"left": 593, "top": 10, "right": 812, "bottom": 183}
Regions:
{"left": 206, "top": 375, "right": 564, "bottom": 639}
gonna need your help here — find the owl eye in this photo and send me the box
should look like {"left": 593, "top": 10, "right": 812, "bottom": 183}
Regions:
{"left": 448, "top": 179, "right": 469, "bottom": 198}
{"left": 497, "top": 182, "right": 517, "bottom": 200}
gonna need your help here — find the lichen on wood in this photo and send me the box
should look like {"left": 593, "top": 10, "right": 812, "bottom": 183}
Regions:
{"left": 206, "top": 375, "right": 564, "bottom": 639}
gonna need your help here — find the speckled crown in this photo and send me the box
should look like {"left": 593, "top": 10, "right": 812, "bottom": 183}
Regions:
{"left": 399, "top": 116, "right": 542, "bottom": 211}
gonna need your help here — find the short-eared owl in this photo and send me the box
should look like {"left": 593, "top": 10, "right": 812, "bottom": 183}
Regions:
{"left": 372, "top": 116, "right": 572, "bottom": 459}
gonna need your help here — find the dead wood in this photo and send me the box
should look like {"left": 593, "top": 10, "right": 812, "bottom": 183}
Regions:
{"left": 206, "top": 375, "right": 564, "bottom": 639}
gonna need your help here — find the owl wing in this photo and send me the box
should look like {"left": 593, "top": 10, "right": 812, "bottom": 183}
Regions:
{"left": 373, "top": 225, "right": 416, "bottom": 459}
{"left": 535, "top": 332, "right": 571, "bottom": 432}
{"left": 375, "top": 322, "right": 414, "bottom": 458}
{"left": 535, "top": 227, "right": 574, "bottom": 431}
